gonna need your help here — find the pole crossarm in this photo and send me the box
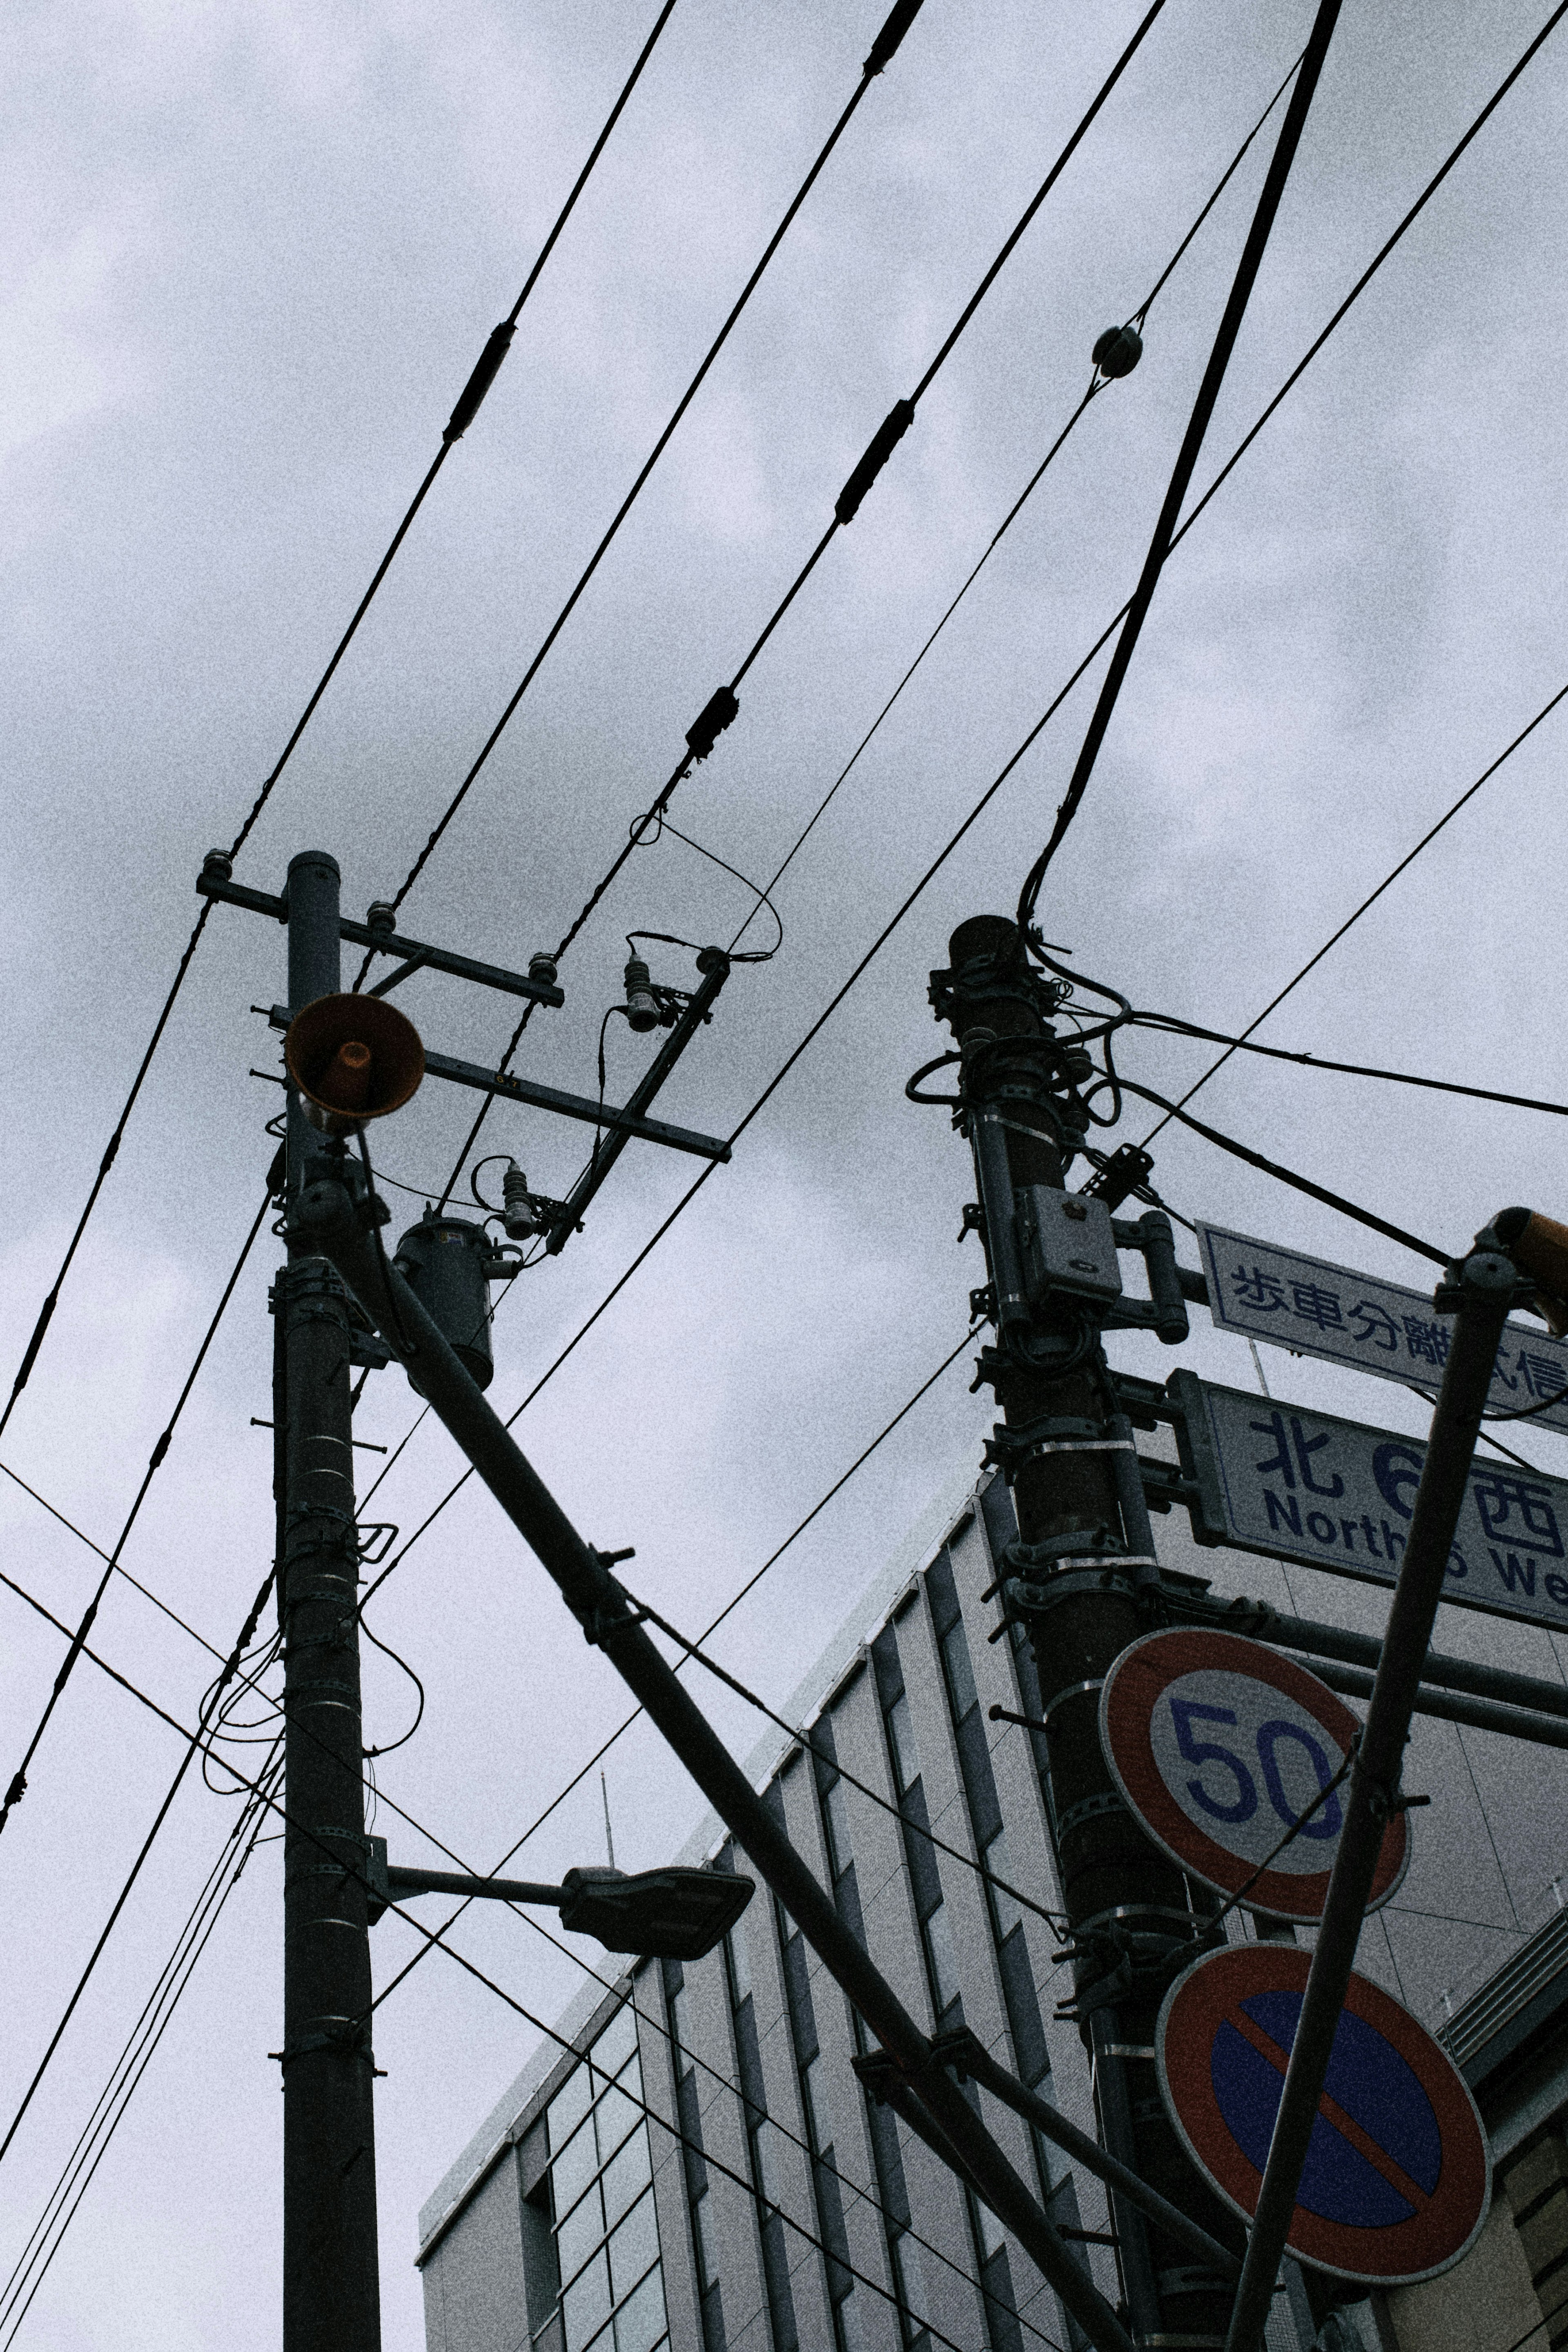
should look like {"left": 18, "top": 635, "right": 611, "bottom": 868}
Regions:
{"left": 1221, "top": 1239, "right": 1518, "bottom": 2352}
{"left": 201, "top": 862, "right": 565, "bottom": 1007}
{"left": 545, "top": 949, "right": 731, "bottom": 1249}
{"left": 263, "top": 1011, "right": 733, "bottom": 1162}
{"left": 291, "top": 1170, "right": 1135, "bottom": 2352}
{"left": 931, "top": 2027, "right": 1242, "bottom": 2279}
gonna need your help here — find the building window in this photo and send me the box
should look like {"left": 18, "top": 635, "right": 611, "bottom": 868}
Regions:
{"left": 536, "top": 2002, "right": 669, "bottom": 2352}
{"left": 717, "top": 1844, "right": 798, "bottom": 2352}
{"left": 662, "top": 1957, "right": 725, "bottom": 2351}
{"left": 871, "top": 1626, "right": 962, "bottom": 2034}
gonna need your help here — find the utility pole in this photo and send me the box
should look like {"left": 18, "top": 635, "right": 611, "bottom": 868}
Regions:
{"left": 277, "top": 849, "right": 381, "bottom": 2352}
{"left": 931, "top": 914, "right": 1242, "bottom": 2348}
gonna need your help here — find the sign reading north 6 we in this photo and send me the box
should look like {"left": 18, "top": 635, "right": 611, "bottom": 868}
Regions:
{"left": 1194, "top": 1221, "right": 1568, "bottom": 1437}
{"left": 1168, "top": 1369, "right": 1568, "bottom": 1637}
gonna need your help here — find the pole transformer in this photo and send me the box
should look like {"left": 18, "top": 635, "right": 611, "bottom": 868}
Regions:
{"left": 931, "top": 915, "right": 1242, "bottom": 2347}
{"left": 278, "top": 850, "right": 381, "bottom": 2352}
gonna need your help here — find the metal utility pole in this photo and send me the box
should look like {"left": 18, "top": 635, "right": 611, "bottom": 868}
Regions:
{"left": 277, "top": 850, "right": 381, "bottom": 2352}
{"left": 931, "top": 914, "right": 1242, "bottom": 2347}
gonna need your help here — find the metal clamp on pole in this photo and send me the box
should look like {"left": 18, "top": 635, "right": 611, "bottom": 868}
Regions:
{"left": 1221, "top": 1235, "right": 1518, "bottom": 2352}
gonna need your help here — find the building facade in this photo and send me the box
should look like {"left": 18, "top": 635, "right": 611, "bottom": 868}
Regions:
{"left": 416, "top": 1466, "right": 1568, "bottom": 2352}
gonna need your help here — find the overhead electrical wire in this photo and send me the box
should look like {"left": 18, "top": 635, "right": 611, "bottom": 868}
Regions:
{"left": 0, "top": 1559, "right": 278, "bottom": 2169}
{"left": 0, "top": 0, "right": 682, "bottom": 1441}
{"left": 18, "top": 10, "right": 1561, "bottom": 2279}
{"left": 363, "top": 0, "right": 941, "bottom": 943}
{"left": 729, "top": 45, "right": 1307, "bottom": 953}
{"left": 1137, "top": 669, "right": 1568, "bottom": 1146}
{"left": 0, "top": 1555, "right": 1066, "bottom": 2352}
{"left": 506, "top": 1905, "right": 1072, "bottom": 2352}
{"left": 0, "top": 1190, "right": 272, "bottom": 1842}
{"left": 405, "top": 0, "right": 1174, "bottom": 1191}
{"left": 0, "top": 1748, "right": 282, "bottom": 2346}
{"left": 400, "top": 0, "right": 1568, "bottom": 1477}
{"left": 1126, "top": 1011, "right": 1568, "bottom": 1121}
{"left": 1013, "top": 0, "right": 1343, "bottom": 936}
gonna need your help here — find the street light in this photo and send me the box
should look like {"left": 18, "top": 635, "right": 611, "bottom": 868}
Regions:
{"left": 365, "top": 1841, "right": 753, "bottom": 1963}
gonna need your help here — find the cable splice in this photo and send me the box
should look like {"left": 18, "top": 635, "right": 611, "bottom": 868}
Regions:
{"left": 442, "top": 321, "right": 517, "bottom": 443}
{"left": 835, "top": 397, "right": 915, "bottom": 524}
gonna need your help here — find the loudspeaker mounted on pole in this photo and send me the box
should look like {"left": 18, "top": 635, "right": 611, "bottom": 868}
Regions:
{"left": 284, "top": 993, "right": 425, "bottom": 1135}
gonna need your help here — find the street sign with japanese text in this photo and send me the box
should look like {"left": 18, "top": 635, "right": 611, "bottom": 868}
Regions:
{"left": 1167, "top": 1369, "right": 1568, "bottom": 1635}
{"left": 1099, "top": 1629, "right": 1407, "bottom": 1921}
{"left": 1157, "top": 1944, "right": 1490, "bottom": 2284}
{"left": 1194, "top": 1221, "right": 1568, "bottom": 1437}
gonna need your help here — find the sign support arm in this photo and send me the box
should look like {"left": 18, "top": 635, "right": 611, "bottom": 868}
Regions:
{"left": 1221, "top": 1243, "right": 1516, "bottom": 2352}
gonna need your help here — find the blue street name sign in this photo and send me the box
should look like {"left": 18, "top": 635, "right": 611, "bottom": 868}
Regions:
{"left": 1194, "top": 1221, "right": 1568, "bottom": 1437}
{"left": 1166, "top": 1368, "right": 1568, "bottom": 1636}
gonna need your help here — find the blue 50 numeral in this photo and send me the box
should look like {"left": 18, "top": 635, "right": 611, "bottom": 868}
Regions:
{"left": 1167, "top": 1701, "right": 1341, "bottom": 1840}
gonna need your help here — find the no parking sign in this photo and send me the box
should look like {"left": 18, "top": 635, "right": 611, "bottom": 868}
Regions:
{"left": 1099, "top": 1627, "right": 1408, "bottom": 1922}
{"left": 1157, "top": 1944, "right": 1490, "bottom": 2284}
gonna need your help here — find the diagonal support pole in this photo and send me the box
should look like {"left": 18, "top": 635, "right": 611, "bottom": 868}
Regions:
{"left": 293, "top": 1171, "right": 1135, "bottom": 2352}
{"left": 1220, "top": 1238, "right": 1517, "bottom": 2351}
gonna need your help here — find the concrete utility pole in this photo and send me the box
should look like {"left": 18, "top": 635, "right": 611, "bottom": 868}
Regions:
{"left": 277, "top": 850, "right": 381, "bottom": 2352}
{"left": 933, "top": 914, "right": 1243, "bottom": 2348}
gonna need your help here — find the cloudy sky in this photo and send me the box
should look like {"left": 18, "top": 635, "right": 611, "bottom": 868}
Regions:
{"left": 4, "top": 0, "right": 1568, "bottom": 2343}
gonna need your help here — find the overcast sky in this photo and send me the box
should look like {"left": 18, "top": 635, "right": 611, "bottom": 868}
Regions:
{"left": 4, "top": 0, "right": 1568, "bottom": 2344}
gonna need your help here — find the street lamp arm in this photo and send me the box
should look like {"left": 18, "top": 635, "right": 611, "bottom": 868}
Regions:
{"left": 385, "top": 1865, "right": 562, "bottom": 1906}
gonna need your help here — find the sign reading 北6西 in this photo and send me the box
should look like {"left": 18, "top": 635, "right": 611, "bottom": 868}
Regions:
{"left": 1167, "top": 1370, "right": 1568, "bottom": 1636}
{"left": 1194, "top": 1221, "right": 1568, "bottom": 1436}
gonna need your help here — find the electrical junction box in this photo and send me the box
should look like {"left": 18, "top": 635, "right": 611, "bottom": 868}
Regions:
{"left": 1016, "top": 1186, "right": 1123, "bottom": 1308}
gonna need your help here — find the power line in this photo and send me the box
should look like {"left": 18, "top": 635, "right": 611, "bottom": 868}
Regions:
{"left": 0, "top": 1558, "right": 1062, "bottom": 2352}
{"left": 0, "top": 1751, "right": 281, "bottom": 2345}
{"left": 507, "top": 1903, "right": 1071, "bottom": 2352}
{"left": 0, "top": 1559, "right": 277, "bottom": 2168}
{"left": 729, "top": 46, "right": 1306, "bottom": 953}
{"left": 1128, "top": 1011, "right": 1568, "bottom": 1121}
{"left": 0, "top": 1191, "right": 272, "bottom": 1842}
{"left": 0, "top": 0, "right": 681, "bottom": 1441}
{"left": 1102, "top": 1076, "right": 1449, "bottom": 1268}
{"left": 1013, "top": 0, "right": 1343, "bottom": 934}
{"left": 418, "top": 0, "right": 1568, "bottom": 1468}
{"left": 400, "top": 0, "right": 1174, "bottom": 1196}
{"left": 365, "top": 0, "right": 939, "bottom": 941}
{"left": 359, "top": 1323, "right": 983, "bottom": 2006}
{"left": 1137, "top": 670, "right": 1568, "bottom": 1145}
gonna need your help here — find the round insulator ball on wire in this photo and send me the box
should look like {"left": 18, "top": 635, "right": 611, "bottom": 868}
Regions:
{"left": 1092, "top": 325, "right": 1143, "bottom": 379}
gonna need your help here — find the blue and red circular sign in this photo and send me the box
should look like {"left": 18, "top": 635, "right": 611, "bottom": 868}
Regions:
{"left": 1100, "top": 1628, "right": 1408, "bottom": 1922}
{"left": 1157, "top": 1944, "right": 1490, "bottom": 2284}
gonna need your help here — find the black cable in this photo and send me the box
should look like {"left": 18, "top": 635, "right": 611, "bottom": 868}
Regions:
{"left": 446, "top": 0, "right": 1566, "bottom": 1388}
{"left": 507, "top": 1907, "right": 1069, "bottom": 2352}
{"left": 627, "top": 1587, "right": 1066, "bottom": 1933}
{"left": 367, "top": 0, "right": 936, "bottom": 943}
{"left": 0, "top": 1459, "right": 228, "bottom": 1668}
{"left": 524, "top": 0, "right": 1172, "bottom": 983}
{"left": 0, "top": 1190, "right": 271, "bottom": 1841}
{"left": 0, "top": 1752, "right": 281, "bottom": 2343}
{"left": 1015, "top": 0, "right": 1343, "bottom": 935}
{"left": 0, "top": 1559, "right": 1059, "bottom": 2352}
{"left": 729, "top": 47, "right": 1304, "bottom": 955}
{"left": 358, "top": 1324, "right": 981, "bottom": 2008}
{"left": 1092, "top": 1075, "right": 1449, "bottom": 1268}
{"left": 0, "top": 1558, "right": 277, "bottom": 2168}
{"left": 410, "top": 1, "right": 1174, "bottom": 1203}
{"left": 0, "top": 8, "right": 679, "bottom": 1438}
{"left": 1129, "top": 1011, "right": 1568, "bottom": 1120}
{"left": 1138, "top": 671, "right": 1568, "bottom": 1146}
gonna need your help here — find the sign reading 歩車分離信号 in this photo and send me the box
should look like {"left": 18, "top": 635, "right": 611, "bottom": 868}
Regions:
{"left": 1166, "top": 1368, "right": 1568, "bottom": 1635}
{"left": 1194, "top": 1221, "right": 1568, "bottom": 1436}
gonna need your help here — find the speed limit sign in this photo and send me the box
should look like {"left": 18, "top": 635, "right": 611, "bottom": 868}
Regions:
{"left": 1099, "top": 1628, "right": 1407, "bottom": 1922}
